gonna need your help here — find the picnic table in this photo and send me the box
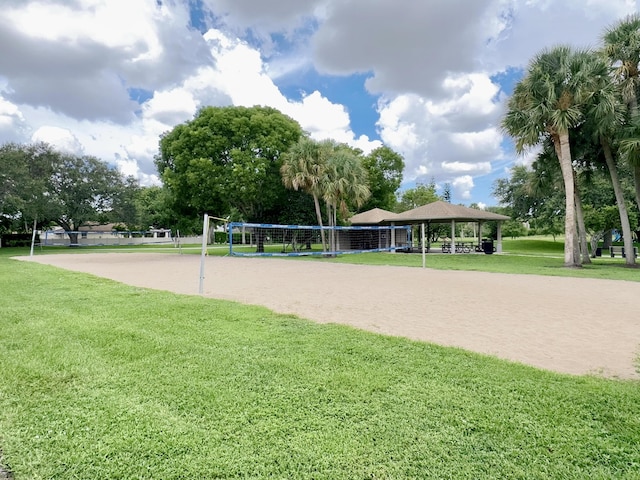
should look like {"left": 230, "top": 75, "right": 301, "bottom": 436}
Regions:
{"left": 441, "top": 242, "right": 478, "bottom": 253}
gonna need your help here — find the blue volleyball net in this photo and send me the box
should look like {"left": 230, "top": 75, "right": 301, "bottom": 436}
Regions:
{"left": 227, "top": 222, "right": 411, "bottom": 257}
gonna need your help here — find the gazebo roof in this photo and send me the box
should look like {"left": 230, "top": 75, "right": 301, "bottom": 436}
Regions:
{"left": 349, "top": 208, "right": 401, "bottom": 225}
{"left": 391, "top": 201, "right": 510, "bottom": 223}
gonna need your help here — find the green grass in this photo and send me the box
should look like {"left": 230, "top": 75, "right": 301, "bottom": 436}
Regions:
{"left": 278, "top": 237, "right": 639, "bottom": 282}
{"left": 0, "top": 247, "right": 639, "bottom": 478}
{"left": 320, "top": 251, "right": 640, "bottom": 281}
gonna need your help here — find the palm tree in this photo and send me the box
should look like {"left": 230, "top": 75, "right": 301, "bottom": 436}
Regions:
{"left": 324, "top": 149, "right": 370, "bottom": 222}
{"left": 320, "top": 142, "right": 370, "bottom": 253}
{"left": 281, "top": 137, "right": 328, "bottom": 250}
{"left": 581, "top": 52, "right": 636, "bottom": 266}
{"left": 527, "top": 142, "right": 589, "bottom": 263}
{"left": 503, "top": 46, "right": 597, "bottom": 267}
{"left": 602, "top": 14, "right": 640, "bottom": 214}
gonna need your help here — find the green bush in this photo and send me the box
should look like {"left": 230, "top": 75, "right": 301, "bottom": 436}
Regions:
{"left": 0, "top": 233, "right": 39, "bottom": 247}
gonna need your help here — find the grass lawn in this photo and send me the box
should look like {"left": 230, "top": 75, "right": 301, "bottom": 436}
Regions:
{"left": 224, "top": 237, "right": 640, "bottom": 282}
{"left": 1, "top": 244, "right": 639, "bottom": 478}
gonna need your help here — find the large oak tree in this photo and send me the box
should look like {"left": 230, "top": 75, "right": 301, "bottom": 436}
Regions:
{"left": 155, "top": 106, "right": 303, "bottom": 225}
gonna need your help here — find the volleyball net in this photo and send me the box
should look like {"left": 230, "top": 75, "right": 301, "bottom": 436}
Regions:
{"left": 227, "top": 222, "right": 411, "bottom": 257}
{"left": 40, "top": 228, "right": 174, "bottom": 247}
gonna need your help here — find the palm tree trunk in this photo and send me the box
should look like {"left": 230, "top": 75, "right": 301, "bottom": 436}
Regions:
{"left": 312, "top": 193, "right": 326, "bottom": 252}
{"left": 633, "top": 165, "right": 640, "bottom": 215}
{"left": 572, "top": 170, "right": 590, "bottom": 264}
{"left": 555, "top": 132, "right": 580, "bottom": 267}
{"left": 602, "top": 137, "right": 636, "bottom": 266}
{"left": 574, "top": 185, "right": 590, "bottom": 264}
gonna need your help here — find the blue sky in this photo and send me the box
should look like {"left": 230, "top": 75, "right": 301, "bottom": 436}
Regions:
{"left": 1, "top": 0, "right": 639, "bottom": 208}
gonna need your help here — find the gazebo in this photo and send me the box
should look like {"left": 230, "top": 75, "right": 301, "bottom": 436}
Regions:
{"left": 350, "top": 201, "right": 510, "bottom": 265}
{"left": 391, "top": 201, "right": 510, "bottom": 254}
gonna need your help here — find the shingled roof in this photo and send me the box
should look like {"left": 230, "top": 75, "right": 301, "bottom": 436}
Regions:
{"left": 349, "top": 208, "right": 401, "bottom": 225}
{"left": 392, "top": 201, "right": 510, "bottom": 223}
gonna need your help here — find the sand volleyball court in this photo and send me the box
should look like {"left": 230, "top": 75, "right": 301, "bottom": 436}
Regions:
{"left": 19, "top": 252, "right": 640, "bottom": 379}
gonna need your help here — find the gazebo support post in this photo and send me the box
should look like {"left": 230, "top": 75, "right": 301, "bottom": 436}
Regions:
{"left": 450, "top": 220, "right": 456, "bottom": 254}
{"left": 390, "top": 222, "right": 396, "bottom": 252}
{"left": 478, "top": 221, "right": 483, "bottom": 252}
{"left": 496, "top": 222, "right": 503, "bottom": 253}
{"left": 421, "top": 223, "right": 426, "bottom": 268}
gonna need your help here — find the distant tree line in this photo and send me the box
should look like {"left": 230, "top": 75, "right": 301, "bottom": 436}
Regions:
{"left": 0, "top": 143, "right": 141, "bottom": 244}
{"left": 2, "top": 105, "right": 426, "bottom": 243}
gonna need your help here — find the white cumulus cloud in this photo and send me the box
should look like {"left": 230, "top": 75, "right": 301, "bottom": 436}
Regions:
{"left": 31, "top": 126, "right": 84, "bottom": 155}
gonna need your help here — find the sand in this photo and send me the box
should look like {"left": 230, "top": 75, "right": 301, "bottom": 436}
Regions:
{"left": 18, "top": 252, "right": 640, "bottom": 379}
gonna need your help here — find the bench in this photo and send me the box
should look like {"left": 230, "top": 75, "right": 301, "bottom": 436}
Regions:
{"left": 610, "top": 246, "right": 638, "bottom": 258}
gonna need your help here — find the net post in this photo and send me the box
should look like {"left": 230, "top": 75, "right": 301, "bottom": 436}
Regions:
{"left": 199, "top": 213, "right": 209, "bottom": 295}
{"left": 29, "top": 216, "right": 37, "bottom": 257}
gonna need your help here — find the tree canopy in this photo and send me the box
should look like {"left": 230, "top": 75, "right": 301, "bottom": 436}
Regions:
{"left": 395, "top": 180, "right": 440, "bottom": 213}
{"left": 156, "top": 105, "right": 303, "bottom": 224}
{"left": 0, "top": 143, "right": 54, "bottom": 232}
{"left": 0, "top": 143, "right": 135, "bottom": 241}
{"left": 360, "top": 146, "right": 404, "bottom": 212}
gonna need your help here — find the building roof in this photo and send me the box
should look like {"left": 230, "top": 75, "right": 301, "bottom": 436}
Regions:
{"left": 391, "top": 201, "right": 510, "bottom": 223}
{"left": 78, "top": 223, "right": 119, "bottom": 232}
{"left": 349, "top": 208, "right": 401, "bottom": 225}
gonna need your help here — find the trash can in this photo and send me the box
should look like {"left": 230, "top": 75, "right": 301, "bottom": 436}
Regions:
{"left": 595, "top": 247, "right": 602, "bottom": 257}
{"left": 482, "top": 239, "right": 494, "bottom": 254}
